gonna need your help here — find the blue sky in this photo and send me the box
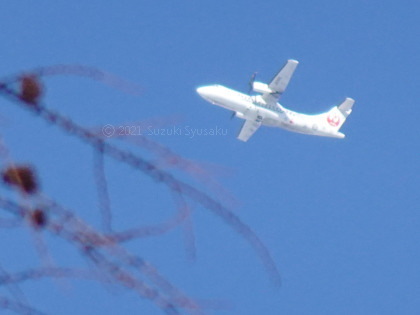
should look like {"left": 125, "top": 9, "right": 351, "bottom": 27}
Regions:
{"left": 0, "top": 1, "right": 419, "bottom": 314}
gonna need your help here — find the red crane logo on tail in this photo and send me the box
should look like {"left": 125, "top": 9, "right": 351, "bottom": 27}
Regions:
{"left": 327, "top": 114, "right": 340, "bottom": 127}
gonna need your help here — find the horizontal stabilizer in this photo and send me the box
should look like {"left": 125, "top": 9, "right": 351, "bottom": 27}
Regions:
{"left": 338, "top": 97, "right": 354, "bottom": 118}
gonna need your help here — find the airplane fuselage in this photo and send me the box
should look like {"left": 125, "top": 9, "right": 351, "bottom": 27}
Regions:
{"left": 197, "top": 84, "right": 345, "bottom": 139}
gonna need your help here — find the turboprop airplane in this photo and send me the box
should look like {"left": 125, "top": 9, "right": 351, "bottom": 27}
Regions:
{"left": 196, "top": 60, "right": 354, "bottom": 142}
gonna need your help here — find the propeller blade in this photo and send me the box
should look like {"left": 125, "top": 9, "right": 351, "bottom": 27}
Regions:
{"left": 248, "top": 72, "right": 257, "bottom": 94}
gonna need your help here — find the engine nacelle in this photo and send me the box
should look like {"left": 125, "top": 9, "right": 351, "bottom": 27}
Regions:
{"left": 252, "top": 81, "right": 274, "bottom": 94}
{"left": 235, "top": 112, "right": 245, "bottom": 119}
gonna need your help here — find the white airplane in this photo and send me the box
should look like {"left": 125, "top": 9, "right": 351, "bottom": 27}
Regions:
{"left": 196, "top": 60, "right": 354, "bottom": 142}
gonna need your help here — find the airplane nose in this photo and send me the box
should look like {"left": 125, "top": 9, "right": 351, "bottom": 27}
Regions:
{"left": 196, "top": 86, "right": 212, "bottom": 100}
{"left": 196, "top": 86, "right": 207, "bottom": 97}
{"left": 197, "top": 85, "right": 218, "bottom": 104}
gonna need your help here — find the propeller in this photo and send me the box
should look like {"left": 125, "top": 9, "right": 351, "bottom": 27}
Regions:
{"left": 248, "top": 72, "right": 257, "bottom": 94}
{"left": 231, "top": 72, "right": 257, "bottom": 120}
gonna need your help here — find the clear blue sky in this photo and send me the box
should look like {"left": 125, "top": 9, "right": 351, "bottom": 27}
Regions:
{"left": 0, "top": 1, "right": 419, "bottom": 314}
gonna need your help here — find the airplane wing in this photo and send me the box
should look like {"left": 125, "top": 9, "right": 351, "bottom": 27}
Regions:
{"left": 237, "top": 115, "right": 262, "bottom": 142}
{"left": 262, "top": 59, "right": 299, "bottom": 104}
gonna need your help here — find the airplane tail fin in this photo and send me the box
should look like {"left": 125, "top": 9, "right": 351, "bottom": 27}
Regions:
{"left": 322, "top": 98, "right": 354, "bottom": 131}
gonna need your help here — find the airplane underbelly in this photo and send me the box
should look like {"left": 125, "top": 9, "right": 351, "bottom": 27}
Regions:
{"left": 258, "top": 108, "right": 278, "bottom": 126}
{"left": 215, "top": 97, "right": 250, "bottom": 113}
{"left": 264, "top": 119, "right": 278, "bottom": 126}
